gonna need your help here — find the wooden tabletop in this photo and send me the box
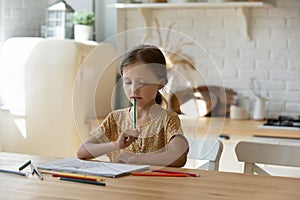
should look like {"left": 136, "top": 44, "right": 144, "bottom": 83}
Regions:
{"left": 1, "top": 152, "right": 300, "bottom": 200}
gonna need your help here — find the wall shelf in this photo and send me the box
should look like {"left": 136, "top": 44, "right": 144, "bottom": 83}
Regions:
{"left": 114, "top": 2, "right": 273, "bottom": 9}
{"left": 113, "top": 2, "right": 274, "bottom": 40}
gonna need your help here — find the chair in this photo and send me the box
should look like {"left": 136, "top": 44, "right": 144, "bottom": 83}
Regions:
{"left": 0, "top": 37, "right": 117, "bottom": 157}
{"left": 25, "top": 39, "right": 118, "bottom": 157}
{"left": 185, "top": 138, "right": 223, "bottom": 171}
{"left": 24, "top": 39, "right": 97, "bottom": 157}
{"left": 235, "top": 141, "right": 300, "bottom": 175}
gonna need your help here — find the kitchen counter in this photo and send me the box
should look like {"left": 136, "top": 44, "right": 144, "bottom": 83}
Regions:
{"left": 177, "top": 116, "right": 299, "bottom": 175}
{"left": 87, "top": 116, "right": 300, "bottom": 140}
{"left": 179, "top": 116, "right": 300, "bottom": 140}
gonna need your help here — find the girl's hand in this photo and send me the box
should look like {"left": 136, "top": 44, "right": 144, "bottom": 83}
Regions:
{"left": 119, "top": 151, "right": 135, "bottom": 164}
{"left": 114, "top": 129, "right": 140, "bottom": 149}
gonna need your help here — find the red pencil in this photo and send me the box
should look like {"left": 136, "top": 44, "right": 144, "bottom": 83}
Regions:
{"left": 131, "top": 172, "right": 187, "bottom": 177}
{"left": 152, "top": 169, "right": 199, "bottom": 177}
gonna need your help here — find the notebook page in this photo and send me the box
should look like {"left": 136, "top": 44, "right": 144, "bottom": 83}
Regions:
{"left": 37, "top": 157, "right": 149, "bottom": 177}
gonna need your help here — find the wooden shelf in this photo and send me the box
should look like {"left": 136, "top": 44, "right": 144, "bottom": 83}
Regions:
{"left": 113, "top": 2, "right": 274, "bottom": 40}
{"left": 114, "top": 2, "right": 273, "bottom": 9}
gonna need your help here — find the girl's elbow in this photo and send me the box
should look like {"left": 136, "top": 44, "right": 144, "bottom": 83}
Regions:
{"left": 168, "top": 151, "right": 188, "bottom": 168}
{"left": 77, "top": 150, "right": 85, "bottom": 160}
{"left": 77, "top": 146, "right": 90, "bottom": 160}
{"left": 177, "top": 153, "right": 188, "bottom": 167}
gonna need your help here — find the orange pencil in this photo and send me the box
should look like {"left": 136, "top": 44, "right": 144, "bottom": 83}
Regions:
{"left": 53, "top": 174, "right": 97, "bottom": 182}
{"left": 52, "top": 173, "right": 103, "bottom": 181}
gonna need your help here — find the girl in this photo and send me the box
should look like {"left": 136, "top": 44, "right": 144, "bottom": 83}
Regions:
{"left": 77, "top": 44, "right": 189, "bottom": 167}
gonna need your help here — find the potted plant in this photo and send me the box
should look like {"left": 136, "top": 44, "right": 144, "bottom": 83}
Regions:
{"left": 72, "top": 11, "right": 95, "bottom": 41}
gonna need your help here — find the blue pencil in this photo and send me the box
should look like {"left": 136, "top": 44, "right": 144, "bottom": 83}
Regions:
{"left": 19, "top": 160, "right": 31, "bottom": 171}
{"left": 0, "top": 169, "right": 27, "bottom": 177}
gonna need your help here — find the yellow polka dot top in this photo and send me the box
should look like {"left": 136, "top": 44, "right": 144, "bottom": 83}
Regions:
{"left": 90, "top": 107, "right": 184, "bottom": 162}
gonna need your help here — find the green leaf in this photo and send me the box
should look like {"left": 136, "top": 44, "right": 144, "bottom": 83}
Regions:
{"left": 72, "top": 11, "right": 95, "bottom": 26}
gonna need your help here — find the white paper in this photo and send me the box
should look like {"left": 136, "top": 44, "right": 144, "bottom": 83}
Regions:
{"left": 37, "top": 157, "right": 149, "bottom": 177}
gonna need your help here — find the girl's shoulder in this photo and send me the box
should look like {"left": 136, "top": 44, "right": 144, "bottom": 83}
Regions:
{"left": 164, "top": 109, "right": 180, "bottom": 119}
{"left": 101, "top": 108, "right": 130, "bottom": 127}
{"left": 110, "top": 107, "right": 129, "bottom": 114}
{"left": 108, "top": 108, "right": 129, "bottom": 119}
{"left": 159, "top": 109, "right": 180, "bottom": 124}
{"left": 165, "top": 109, "right": 179, "bottom": 117}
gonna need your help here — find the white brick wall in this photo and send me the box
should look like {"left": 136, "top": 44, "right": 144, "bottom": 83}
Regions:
{"left": 118, "top": 0, "right": 300, "bottom": 117}
{"left": 0, "top": 0, "right": 48, "bottom": 47}
{"left": 0, "top": 0, "right": 299, "bottom": 118}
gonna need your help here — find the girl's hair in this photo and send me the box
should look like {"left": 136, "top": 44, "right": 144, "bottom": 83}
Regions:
{"left": 120, "top": 44, "right": 168, "bottom": 105}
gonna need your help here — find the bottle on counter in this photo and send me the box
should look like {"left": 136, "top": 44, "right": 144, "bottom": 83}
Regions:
{"left": 252, "top": 96, "right": 267, "bottom": 120}
{"left": 230, "top": 95, "right": 250, "bottom": 120}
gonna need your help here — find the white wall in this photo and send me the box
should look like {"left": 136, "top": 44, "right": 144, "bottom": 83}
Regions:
{"left": 1, "top": 0, "right": 297, "bottom": 117}
{"left": 65, "top": 0, "right": 92, "bottom": 11}
{"left": 0, "top": 0, "right": 112, "bottom": 49}
{"left": 117, "top": 0, "right": 300, "bottom": 118}
{"left": 0, "top": 0, "right": 48, "bottom": 48}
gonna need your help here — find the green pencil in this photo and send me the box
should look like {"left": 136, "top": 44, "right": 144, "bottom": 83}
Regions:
{"left": 133, "top": 98, "right": 136, "bottom": 129}
{"left": 59, "top": 177, "right": 106, "bottom": 186}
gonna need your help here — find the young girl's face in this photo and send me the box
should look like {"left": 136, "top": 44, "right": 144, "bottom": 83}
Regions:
{"left": 122, "top": 62, "right": 163, "bottom": 108}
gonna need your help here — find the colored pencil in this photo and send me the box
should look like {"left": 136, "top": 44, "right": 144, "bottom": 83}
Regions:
{"left": 133, "top": 98, "right": 136, "bottom": 129}
{"left": 31, "top": 163, "right": 43, "bottom": 180}
{"left": 33, "top": 168, "right": 43, "bottom": 180}
{"left": 52, "top": 173, "right": 103, "bottom": 181}
{"left": 152, "top": 169, "right": 200, "bottom": 177}
{"left": 131, "top": 172, "right": 187, "bottom": 177}
{"left": 0, "top": 169, "right": 27, "bottom": 177}
{"left": 59, "top": 177, "right": 106, "bottom": 186}
{"left": 18, "top": 160, "right": 31, "bottom": 171}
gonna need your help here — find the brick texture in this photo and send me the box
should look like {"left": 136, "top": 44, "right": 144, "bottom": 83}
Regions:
{"left": 0, "top": 0, "right": 299, "bottom": 117}
{"left": 0, "top": 0, "right": 48, "bottom": 46}
{"left": 119, "top": 0, "right": 300, "bottom": 117}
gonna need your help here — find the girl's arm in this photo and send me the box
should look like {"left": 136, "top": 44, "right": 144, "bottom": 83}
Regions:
{"left": 77, "top": 136, "right": 119, "bottom": 160}
{"left": 77, "top": 129, "right": 139, "bottom": 160}
{"left": 119, "top": 135, "right": 189, "bottom": 167}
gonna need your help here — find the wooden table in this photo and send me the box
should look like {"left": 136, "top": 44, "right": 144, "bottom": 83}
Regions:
{"left": 1, "top": 152, "right": 300, "bottom": 200}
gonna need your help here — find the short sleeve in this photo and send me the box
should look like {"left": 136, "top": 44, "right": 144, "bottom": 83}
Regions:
{"left": 165, "top": 112, "right": 184, "bottom": 142}
{"left": 90, "top": 112, "right": 119, "bottom": 143}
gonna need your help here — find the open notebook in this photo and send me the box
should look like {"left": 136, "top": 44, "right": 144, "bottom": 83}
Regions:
{"left": 37, "top": 157, "right": 149, "bottom": 178}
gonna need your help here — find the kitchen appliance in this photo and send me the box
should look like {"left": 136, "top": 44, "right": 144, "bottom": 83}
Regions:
{"left": 259, "top": 116, "right": 300, "bottom": 130}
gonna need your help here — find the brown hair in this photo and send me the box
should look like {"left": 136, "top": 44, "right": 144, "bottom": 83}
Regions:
{"left": 120, "top": 44, "right": 168, "bottom": 105}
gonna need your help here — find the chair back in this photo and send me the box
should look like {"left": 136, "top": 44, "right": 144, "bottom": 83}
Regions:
{"left": 24, "top": 39, "right": 96, "bottom": 157}
{"left": 235, "top": 141, "right": 300, "bottom": 175}
{"left": 187, "top": 138, "right": 223, "bottom": 171}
